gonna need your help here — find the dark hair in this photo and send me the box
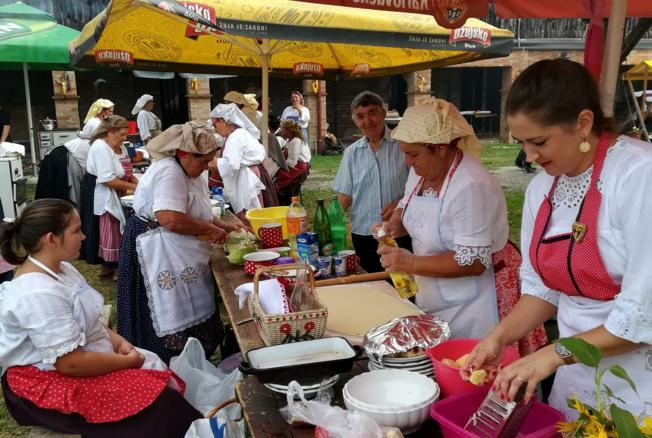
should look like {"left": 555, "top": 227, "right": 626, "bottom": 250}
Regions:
{"left": 350, "top": 91, "right": 386, "bottom": 117}
{"left": 0, "top": 199, "right": 76, "bottom": 265}
{"left": 506, "top": 59, "right": 608, "bottom": 134}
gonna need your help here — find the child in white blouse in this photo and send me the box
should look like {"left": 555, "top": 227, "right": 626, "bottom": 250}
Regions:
{"left": 0, "top": 199, "right": 200, "bottom": 437}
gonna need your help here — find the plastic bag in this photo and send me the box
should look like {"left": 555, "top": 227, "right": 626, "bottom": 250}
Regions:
{"left": 279, "top": 381, "right": 403, "bottom": 438}
{"left": 225, "top": 230, "right": 258, "bottom": 265}
{"left": 184, "top": 416, "right": 242, "bottom": 438}
{"left": 170, "top": 338, "right": 242, "bottom": 417}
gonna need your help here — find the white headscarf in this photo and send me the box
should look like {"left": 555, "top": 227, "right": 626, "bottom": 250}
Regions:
{"left": 131, "top": 94, "right": 154, "bottom": 115}
{"left": 210, "top": 103, "right": 260, "bottom": 140}
{"left": 391, "top": 97, "right": 483, "bottom": 159}
{"left": 83, "top": 98, "right": 114, "bottom": 124}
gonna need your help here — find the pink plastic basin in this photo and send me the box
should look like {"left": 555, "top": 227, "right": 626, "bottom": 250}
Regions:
{"left": 426, "top": 339, "right": 519, "bottom": 398}
{"left": 430, "top": 387, "right": 564, "bottom": 438}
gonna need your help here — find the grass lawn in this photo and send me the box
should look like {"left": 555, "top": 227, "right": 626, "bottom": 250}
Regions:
{"left": 0, "top": 142, "right": 525, "bottom": 436}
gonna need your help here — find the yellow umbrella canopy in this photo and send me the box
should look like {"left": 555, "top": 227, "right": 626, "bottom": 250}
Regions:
{"left": 70, "top": 0, "right": 513, "bottom": 78}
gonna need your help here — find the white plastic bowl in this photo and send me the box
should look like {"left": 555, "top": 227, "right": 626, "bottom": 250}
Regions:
{"left": 344, "top": 370, "right": 438, "bottom": 410}
{"left": 343, "top": 373, "right": 438, "bottom": 433}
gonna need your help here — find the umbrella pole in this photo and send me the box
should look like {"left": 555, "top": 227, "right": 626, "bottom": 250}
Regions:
{"left": 22, "top": 63, "right": 37, "bottom": 177}
{"left": 599, "top": 0, "right": 627, "bottom": 117}
{"left": 628, "top": 79, "right": 650, "bottom": 142}
{"left": 261, "top": 39, "right": 270, "bottom": 150}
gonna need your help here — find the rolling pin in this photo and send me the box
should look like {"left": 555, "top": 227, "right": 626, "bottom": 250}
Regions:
{"left": 314, "top": 271, "right": 389, "bottom": 286}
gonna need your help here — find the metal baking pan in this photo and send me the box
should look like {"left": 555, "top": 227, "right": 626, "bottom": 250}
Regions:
{"left": 239, "top": 337, "right": 360, "bottom": 384}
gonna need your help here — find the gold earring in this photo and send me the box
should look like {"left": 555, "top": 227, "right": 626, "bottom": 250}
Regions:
{"left": 579, "top": 139, "right": 590, "bottom": 153}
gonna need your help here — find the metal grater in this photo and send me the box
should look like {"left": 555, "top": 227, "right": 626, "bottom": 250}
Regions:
{"left": 464, "top": 384, "right": 533, "bottom": 438}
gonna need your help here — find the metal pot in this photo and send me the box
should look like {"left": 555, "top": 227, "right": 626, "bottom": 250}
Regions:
{"left": 40, "top": 118, "right": 55, "bottom": 130}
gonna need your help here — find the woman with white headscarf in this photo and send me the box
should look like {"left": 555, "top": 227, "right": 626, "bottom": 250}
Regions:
{"left": 210, "top": 103, "right": 277, "bottom": 219}
{"left": 374, "top": 98, "right": 547, "bottom": 354}
{"left": 131, "top": 94, "right": 161, "bottom": 144}
{"left": 80, "top": 99, "right": 114, "bottom": 140}
{"left": 117, "top": 123, "right": 244, "bottom": 363}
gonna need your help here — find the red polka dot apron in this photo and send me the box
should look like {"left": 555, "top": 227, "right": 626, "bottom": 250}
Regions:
{"left": 6, "top": 365, "right": 185, "bottom": 423}
{"left": 529, "top": 133, "right": 619, "bottom": 300}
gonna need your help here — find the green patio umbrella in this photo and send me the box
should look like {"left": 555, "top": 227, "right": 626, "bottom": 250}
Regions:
{"left": 0, "top": 2, "right": 80, "bottom": 175}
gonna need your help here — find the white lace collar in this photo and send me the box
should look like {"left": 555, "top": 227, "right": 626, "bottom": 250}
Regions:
{"left": 552, "top": 166, "right": 593, "bottom": 209}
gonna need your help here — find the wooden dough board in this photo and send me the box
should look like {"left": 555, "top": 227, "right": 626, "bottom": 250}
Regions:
{"left": 315, "top": 280, "right": 423, "bottom": 345}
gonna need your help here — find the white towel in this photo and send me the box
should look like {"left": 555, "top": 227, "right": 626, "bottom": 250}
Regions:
{"left": 235, "top": 279, "right": 289, "bottom": 315}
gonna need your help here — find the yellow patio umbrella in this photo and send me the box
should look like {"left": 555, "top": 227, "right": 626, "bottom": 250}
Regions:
{"left": 622, "top": 60, "right": 652, "bottom": 142}
{"left": 70, "top": 0, "right": 514, "bottom": 145}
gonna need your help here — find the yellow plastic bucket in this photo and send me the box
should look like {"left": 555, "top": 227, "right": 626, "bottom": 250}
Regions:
{"left": 246, "top": 207, "right": 289, "bottom": 240}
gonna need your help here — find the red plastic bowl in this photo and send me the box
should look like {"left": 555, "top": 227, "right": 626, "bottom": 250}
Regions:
{"left": 430, "top": 387, "right": 565, "bottom": 438}
{"left": 426, "top": 339, "right": 519, "bottom": 398}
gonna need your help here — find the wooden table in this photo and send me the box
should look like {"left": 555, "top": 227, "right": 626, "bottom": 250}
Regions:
{"left": 211, "top": 226, "right": 442, "bottom": 438}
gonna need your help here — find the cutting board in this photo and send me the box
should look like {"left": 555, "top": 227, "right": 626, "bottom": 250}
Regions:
{"left": 315, "top": 280, "right": 423, "bottom": 345}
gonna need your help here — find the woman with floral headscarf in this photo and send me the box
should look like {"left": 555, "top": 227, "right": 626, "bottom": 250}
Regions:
{"left": 80, "top": 98, "right": 114, "bottom": 140}
{"left": 117, "top": 122, "right": 245, "bottom": 363}
{"left": 210, "top": 103, "right": 277, "bottom": 220}
{"left": 374, "top": 98, "right": 547, "bottom": 354}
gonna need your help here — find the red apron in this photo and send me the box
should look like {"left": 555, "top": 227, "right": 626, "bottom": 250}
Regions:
{"left": 529, "top": 133, "right": 619, "bottom": 300}
{"left": 6, "top": 365, "right": 185, "bottom": 423}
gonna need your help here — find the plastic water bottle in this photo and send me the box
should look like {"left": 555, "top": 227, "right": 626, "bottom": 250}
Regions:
{"left": 286, "top": 196, "right": 307, "bottom": 258}
{"left": 327, "top": 195, "right": 346, "bottom": 253}
{"left": 211, "top": 186, "right": 225, "bottom": 217}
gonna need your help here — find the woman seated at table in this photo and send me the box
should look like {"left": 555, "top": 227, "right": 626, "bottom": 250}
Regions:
{"left": 375, "top": 98, "right": 547, "bottom": 353}
{"left": 0, "top": 199, "right": 201, "bottom": 437}
{"left": 117, "top": 122, "right": 244, "bottom": 363}
{"left": 210, "top": 103, "right": 277, "bottom": 221}
{"left": 274, "top": 120, "right": 311, "bottom": 205}
{"left": 80, "top": 116, "right": 138, "bottom": 280}
{"left": 463, "top": 59, "right": 652, "bottom": 418}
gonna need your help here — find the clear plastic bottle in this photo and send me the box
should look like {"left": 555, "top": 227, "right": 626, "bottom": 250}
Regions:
{"left": 289, "top": 261, "right": 318, "bottom": 312}
{"left": 286, "top": 196, "right": 307, "bottom": 259}
{"left": 375, "top": 227, "right": 419, "bottom": 299}
{"left": 211, "top": 186, "right": 225, "bottom": 217}
{"left": 327, "top": 195, "right": 346, "bottom": 253}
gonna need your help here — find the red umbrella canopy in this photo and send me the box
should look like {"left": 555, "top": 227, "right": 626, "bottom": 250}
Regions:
{"left": 308, "top": 0, "right": 652, "bottom": 29}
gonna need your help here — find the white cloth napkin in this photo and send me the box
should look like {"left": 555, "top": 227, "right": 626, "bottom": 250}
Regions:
{"left": 0, "top": 141, "right": 25, "bottom": 156}
{"left": 235, "top": 278, "right": 289, "bottom": 314}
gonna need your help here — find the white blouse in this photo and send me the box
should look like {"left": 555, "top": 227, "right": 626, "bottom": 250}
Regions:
{"left": 86, "top": 139, "right": 127, "bottom": 216}
{"left": 399, "top": 155, "right": 509, "bottom": 268}
{"left": 520, "top": 136, "right": 652, "bottom": 344}
{"left": 280, "top": 106, "right": 310, "bottom": 129}
{"left": 0, "top": 263, "right": 111, "bottom": 370}
{"left": 133, "top": 157, "right": 212, "bottom": 223}
{"left": 80, "top": 117, "right": 101, "bottom": 140}
{"left": 136, "top": 110, "right": 160, "bottom": 142}
{"left": 217, "top": 128, "right": 266, "bottom": 214}
{"left": 285, "top": 137, "right": 312, "bottom": 168}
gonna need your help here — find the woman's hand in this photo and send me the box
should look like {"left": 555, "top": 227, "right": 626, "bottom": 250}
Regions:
{"left": 116, "top": 339, "right": 135, "bottom": 355}
{"left": 198, "top": 225, "right": 228, "bottom": 244}
{"left": 491, "top": 347, "right": 561, "bottom": 403}
{"left": 125, "top": 348, "right": 146, "bottom": 369}
{"left": 378, "top": 246, "right": 415, "bottom": 273}
{"left": 460, "top": 335, "right": 506, "bottom": 382}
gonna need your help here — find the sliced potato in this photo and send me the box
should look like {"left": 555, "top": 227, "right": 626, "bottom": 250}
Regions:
{"left": 456, "top": 353, "right": 470, "bottom": 367}
{"left": 469, "top": 369, "right": 488, "bottom": 385}
{"left": 441, "top": 358, "right": 460, "bottom": 368}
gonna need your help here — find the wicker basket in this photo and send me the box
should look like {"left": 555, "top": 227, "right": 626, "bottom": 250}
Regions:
{"left": 248, "top": 263, "right": 328, "bottom": 346}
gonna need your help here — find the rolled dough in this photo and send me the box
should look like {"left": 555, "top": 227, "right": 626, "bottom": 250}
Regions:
{"left": 316, "top": 283, "right": 422, "bottom": 336}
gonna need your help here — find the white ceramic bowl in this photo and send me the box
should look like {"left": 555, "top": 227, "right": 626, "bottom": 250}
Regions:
{"left": 343, "top": 372, "right": 439, "bottom": 433}
{"left": 344, "top": 369, "right": 438, "bottom": 411}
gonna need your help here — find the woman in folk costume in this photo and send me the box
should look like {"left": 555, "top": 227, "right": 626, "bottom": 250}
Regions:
{"left": 80, "top": 116, "right": 137, "bottom": 280}
{"left": 281, "top": 90, "right": 310, "bottom": 145}
{"left": 132, "top": 94, "right": 161, "bottom": 145}
{"left": 274, "top": 120, "right": 311, "bottom": 204}
{"left": 376, "top": 98, "right": 547, "bottom": 355}
{"left": 80, "top": 98, "right": 114, "bottom": 140}
{"left": 0, "top": 199, "right": 201, "bottom": 437}
{"left": 210, "top": 103, "right": 277, "bottom": 220}
{"left": 464, "top": 59, "right": 652, "bottom": 419}
{"left": 117, "top": 123, "right": 245, "bottom": 363}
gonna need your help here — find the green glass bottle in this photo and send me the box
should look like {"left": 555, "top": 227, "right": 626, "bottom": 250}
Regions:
{"left": 327, "top": 195, "right": 346, "bottom": 253}
{"left": 313, "top": 199, "right": 333, "bottom": 256}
